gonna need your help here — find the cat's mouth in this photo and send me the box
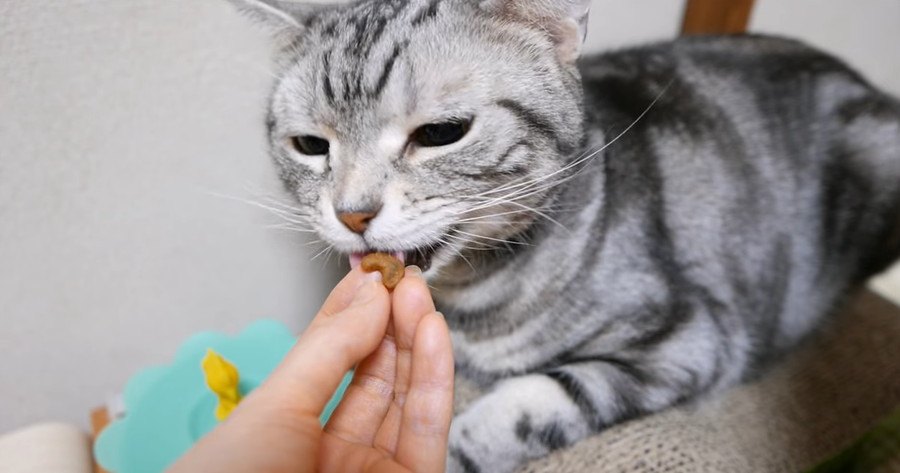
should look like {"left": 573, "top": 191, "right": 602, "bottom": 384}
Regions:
{"left": 349, "top": 242, "right": 447, "bottom": 272}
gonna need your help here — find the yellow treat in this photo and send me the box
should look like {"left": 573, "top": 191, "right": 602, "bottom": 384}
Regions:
{"left": 201, "top": 349, "right": 243, "bottom": 421}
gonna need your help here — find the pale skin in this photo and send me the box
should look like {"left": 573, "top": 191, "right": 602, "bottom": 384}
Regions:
{"left": 169, "top": 266, "right": 455, "bottom": 473}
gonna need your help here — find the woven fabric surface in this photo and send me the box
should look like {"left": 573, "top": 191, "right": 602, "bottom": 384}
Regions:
{"left": 454, "top": 290, "right": 900, "bottom": 473}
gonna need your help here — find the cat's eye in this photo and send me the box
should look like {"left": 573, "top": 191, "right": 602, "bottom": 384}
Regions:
{"left": 410, "top": 119, "right": 472, "bottom": 148}
{"left": 291, "top": 135, "right": 330, "bottom": 156}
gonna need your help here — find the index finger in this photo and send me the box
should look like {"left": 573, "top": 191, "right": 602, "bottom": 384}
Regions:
{"left": 253, "top": 269, "right": 389, "bottom": 417}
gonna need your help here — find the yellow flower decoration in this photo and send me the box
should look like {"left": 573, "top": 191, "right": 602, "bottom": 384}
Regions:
{"left": 201, "top": 349, "right": 243, "bottom": 421}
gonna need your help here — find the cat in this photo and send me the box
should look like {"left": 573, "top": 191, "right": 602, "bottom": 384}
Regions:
{"left": 228, "top": 0, "right": 900, "bottom": 471}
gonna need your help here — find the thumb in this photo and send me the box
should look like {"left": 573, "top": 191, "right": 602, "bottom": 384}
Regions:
{"left": 258, "top": 277, "right": 391, "bottom": 417}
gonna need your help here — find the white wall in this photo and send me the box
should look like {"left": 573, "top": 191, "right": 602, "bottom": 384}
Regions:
{"left": 584, "top": 0, "right": 686, "bottom": 52}
{"left": 1, "top": 0, "right": 899, "bottom": 433}
{"left": 0, "top": 0, "right": 339, "bottom": 432}
{"left": 752, "top": 0, "right": 900, "bottom": 96}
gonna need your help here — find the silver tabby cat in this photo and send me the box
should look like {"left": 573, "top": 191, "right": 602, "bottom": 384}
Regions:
{"left": 230, "top": 0, "right": 900, "bottom": 471}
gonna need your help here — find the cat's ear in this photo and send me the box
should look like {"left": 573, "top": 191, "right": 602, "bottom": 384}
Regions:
{"left": 480, "top": 0, "right": 592, "bottom": 64}
{"left": 226, "top": 0, "right": 331, "bottom": 42}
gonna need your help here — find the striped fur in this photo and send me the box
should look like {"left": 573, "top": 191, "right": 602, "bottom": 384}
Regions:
{"left": 231, "top": 1, "right": 900, "bottom": 471}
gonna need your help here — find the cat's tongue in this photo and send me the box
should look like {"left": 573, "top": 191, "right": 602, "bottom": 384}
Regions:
{"left": 349, "top": 251, "right": 405, "bottom": 269}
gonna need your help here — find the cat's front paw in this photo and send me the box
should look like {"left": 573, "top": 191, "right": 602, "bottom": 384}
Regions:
{"left": 446, "top": 419, "right": 499, "bottom": 473}
{"left": 444, "top": 412, "right": 555, "bottom": 473}
{"left": 444, "top": 374, "right": 594, "bottom": 473}
{"left": 445, "top": 447, "right": 478, "bottom": 473}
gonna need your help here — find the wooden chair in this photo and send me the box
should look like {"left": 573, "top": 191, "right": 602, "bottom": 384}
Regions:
{"left": 681, "top": 0, "right": 756, "bottom": 35}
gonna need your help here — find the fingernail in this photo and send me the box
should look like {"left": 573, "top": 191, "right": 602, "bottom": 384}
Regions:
{"left": 406, "top": 265, "right": 423, "bottom": 277}
{"left": 356, "top": 271, "right": 381, "bottom": 291}
{"left": 435, "top": 311, "right": 445, "bottom": 319}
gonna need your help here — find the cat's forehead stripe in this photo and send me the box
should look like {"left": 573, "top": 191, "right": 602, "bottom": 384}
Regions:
{"left": 373, "top": 42, "right": 406, "bottom": 100}
{"left": 308, "top": 1, "right": 436, "bottom": 109}
{"left": 411, "top": 0, "right": 443, "bottom": 26}
{"left": 321, "top": 50, "right": 335, "bottom": 105}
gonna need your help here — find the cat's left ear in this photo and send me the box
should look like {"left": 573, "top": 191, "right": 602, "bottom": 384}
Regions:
{"left": 226, "top": 0, "right": 333, "bottom": 43}
{"left": 480, "top": 0, "right": 591, "bottom": 64}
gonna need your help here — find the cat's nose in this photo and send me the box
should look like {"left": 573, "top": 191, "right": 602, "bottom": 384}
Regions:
{"left": 336, "top": 208, "right": 381, "bottom": 235}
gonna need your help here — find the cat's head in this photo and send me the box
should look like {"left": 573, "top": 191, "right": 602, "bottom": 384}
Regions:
{"left": 232, "top": 0, "right": 590, "bottom": 278}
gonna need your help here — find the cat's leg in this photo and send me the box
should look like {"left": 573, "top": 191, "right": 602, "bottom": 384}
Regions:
{"left": 446, "top": 318, "right": 735, "bottom": 473}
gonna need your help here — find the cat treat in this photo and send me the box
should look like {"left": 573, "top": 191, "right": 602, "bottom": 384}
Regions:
{"left": 361, "top": 253, "right": 404, "bottom": 290}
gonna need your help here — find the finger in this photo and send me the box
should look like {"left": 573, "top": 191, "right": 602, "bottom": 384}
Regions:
{"left": 394, "top": 312, "right": 455, "bottom": 473}
{"left": 319, "top": 267, "right": 385, "bottom": 318}
{"left": 258, "top": 277, "right": 391, "bottom": 418}
{"left": 374, "top": 266, "right": 436, "bottom": 454}
{"left": 390, "top": 266, "right": 437, "bottom": 349}
{"left": 324, "top": 335, "right": 397, "bottom": 445}
{"left": 318, "top": 438, "right": 413, "bottom": 473}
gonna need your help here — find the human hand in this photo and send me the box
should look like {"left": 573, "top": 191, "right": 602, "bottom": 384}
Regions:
{"left": 169, "top": 266, "right": 454, "bottom": 473}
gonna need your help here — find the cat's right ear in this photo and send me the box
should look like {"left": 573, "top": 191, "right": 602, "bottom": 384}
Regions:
{"left": 226, "top": 0, "right": 330, "bottom": 43}
{"left": 480, "top": 0, "right": 591, "bottom": 65}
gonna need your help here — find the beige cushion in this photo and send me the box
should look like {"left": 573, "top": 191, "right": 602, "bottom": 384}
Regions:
{"left": 456, "top": 290, "right": 900, "bottom": 472}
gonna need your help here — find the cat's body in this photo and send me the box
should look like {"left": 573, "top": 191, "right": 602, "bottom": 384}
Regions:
{"left": 229, "top": 1, "right": 900, "bottom": 471}
{"left": 442, "top": 36, "right": 900, "bottom": 471}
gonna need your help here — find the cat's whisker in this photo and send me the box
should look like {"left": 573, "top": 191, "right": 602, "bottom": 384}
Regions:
{"left": 457, "top": 190, "right": 558, "bottom": 214}
{"left": 460, "top": 179, "right": 554, "bottom": 209}
{"left": 454, "top": 230, "right": 531, "bottom": 247}
{"left": 266, "top": 223, "right": 318, "bottom": 233}
{"left": 455, "top": 208, "right": 556, "bottom": 224}
{"left": 303, "top": 239, "right": 325, "bottom": 248}
{"left": 461, "top": 199, "right": 568, "bottom": 231}
{"left": 431, "top": 235, "right": 478, "bottom": 271}
{"left": 455, "top": 200, "right": 579, "bottom": 222}
{"left": 463, "top": 158, "right": 606, "bottom": 213}
{"left": 450, "top": 247, "right": 477, "bottom": 271}
{"left": 455, "top": 170, "right": 585, "bottom": 216}
{"left": 460, "top": 181, "right": 566, "bottom": 215}
{"left": 251, "top": 199, "right": 311, "bottom": 218}
{"left": 520, "top": 79, "right": 675, "bottom": 190}
{"left": 204, "top": 190, "right": 313, "bottom": 227}
{"left": 256, "top": 196, "right": 311, "bottom": 215}
{"left": 444, "top": 232, "right": 509, "bottom": 253}
{"left": 466, "top": 174, "right": 536, "bottom": 199}
{"left": 324, "top": 246, "right": 338, "bottom": 266}
{"left": 232, "top": 183, "right": 313, "bottom": 216}
{"left": 266, "top": 221, "right": 315, "bottom": 230}
{"left": 310, "top": 244, "right": 335, "bottom": 262}
{"left": 459, "top": 221, "right": 529, "bottom": 225}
